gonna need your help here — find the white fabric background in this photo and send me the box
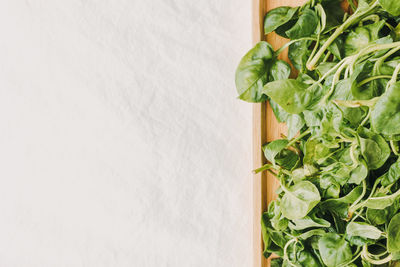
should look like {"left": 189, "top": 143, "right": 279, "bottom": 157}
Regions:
{"left": 0, "top": 1, "right": 253, "bottom": 266}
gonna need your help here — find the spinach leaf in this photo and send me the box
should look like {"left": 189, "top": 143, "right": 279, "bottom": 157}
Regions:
{"left": 236, "top": 0, "right": 400, "bottom": 263}
{"left": 364, "top": 188, "right": 400, "bottom": 209}
{"left": 263, "top": 80, "right": 323, "bottom": 114}
{"left": 318, "top": 233, "right": 353, "bottom": 267}
{"left": 264, "top": 6, "right": 298, "bottom": 34}
{"left": 289, "top": 40, "right": 311, "bottom": 71}
{"left": 261, "top": 213, "right": 272, "bottom": 258}
{"left": 371, "top": 81, "right": 400, "bottom": 135}
{"left": 281, "top": 181, "right": 321, "bottom": 220}
{"left": 289, "top": 215, "right": 330, "bottom": 230}
{"left": 270, "top": 59, "right": 291, "bottom": 81}
{"left": 388, "top": 213, "right": 400, "bottom": 253}
{"left": 263, "top": 139, "right": 288, "bottom": 166}
{"left": 270, "top": 258, "right": 283, "bottom": 267}
{"left": 235, "top": 42, "right": 274, "bottom": 102}
{"left": 286, "top": 8, "right": 319, "bottom": 39}
{"left": 381, "top": 158, "right": 400, "bottom": 186}
{"left": 344, "top": 21, "right": 385, "bottom": 57}
{"left": 358, "top": 127, "right": 390, "bottom": 170}
{"left": 346, "top": 221, "right": 382, "bottom": 240}
{"left": 379, "top": 0, "right": 400, "bottom": 16}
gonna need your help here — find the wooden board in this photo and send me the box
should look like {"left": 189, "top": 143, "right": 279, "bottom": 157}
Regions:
{"left": 252, "top": 1, "right": 305, "bottom": 267}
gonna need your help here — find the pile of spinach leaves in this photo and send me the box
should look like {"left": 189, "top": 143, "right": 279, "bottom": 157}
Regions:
{"left": 235, "top": 0, "right": 400, "bottom": 266}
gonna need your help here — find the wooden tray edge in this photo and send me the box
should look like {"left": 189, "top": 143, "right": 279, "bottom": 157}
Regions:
{"left": 252, "top": 0, "right": 268, "bottom": 267}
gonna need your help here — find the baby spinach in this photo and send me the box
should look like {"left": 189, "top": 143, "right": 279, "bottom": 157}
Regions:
{"left": 263, "top": 80, "right": 323, "bottom": 114}
{"left": 370, "top": 81, "right": 400, "bottom": 135}
{"left": 281, "top": 181, "right": 321, "bottom": 220}
{"left": 235, "top": 0, "right": 400, "bottom": 265}
{"left": 388, "top": 213, "right": 400, "bottom": 253}
{"left": 264, "top": 6, "right": 298, "bottom": 34}
{"left": 358, "top": 127, "right": 390, "bottom": 170}
{"left": 379, "top": 0, "right": 400, "bottom": 16}
{"left": 346, "top": 222, "right": 382, "bottom": 240}
{"left": 235, "top": 42, "right": 274, "bottom": 102}
{"left": 318, "top": 233, "right": 353, "bottom": 267}
{"left": 285, "top": 9, "right": 319, "bottom": 39}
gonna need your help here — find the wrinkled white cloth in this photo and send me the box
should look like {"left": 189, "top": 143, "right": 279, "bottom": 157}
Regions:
{"left": 0, "top": 1, "right": 253, "bottom": 266}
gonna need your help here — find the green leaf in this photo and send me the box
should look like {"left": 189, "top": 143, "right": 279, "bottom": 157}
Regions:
{"left": 297, "top": 250, "right": 323, "bottom": 266}
{"left": 263, "top": 139, "right": 288, "bottom": 166}
{"left": 366, "top": 208, "right": 387, "bottom": 225}
{"left": 289, "top": 39, "right": 311, "bottom": 71}
{"left": 371, "top": 81, "right": 400, "bottom": 135}
{"left": 344, "top": 21, "right": 385, "bottom": 57}
{"left": 381, "top": 159, "right": 400, "bottom": 186}
{"left": 264, "top": 6, "right": 298, "bottom": 34}
{"left": 379, "top": 0, "right": 400, "bottom": 16}
{"left": 297, "top": 229, "right": 326, "bottom": 240}
{"left": 270, "top": 258, "right": 283, "bottom": 267}
{"left": 235, "top": 42, "right": 274, "bottom": 102}
{"left": 289, "top": 215, "right": 330, "bottom": 230}
{"left": 367, "top": 200, "right": 399, "bottom": 225}
{"left": 348, "top": 160, "right": 368, "bottom": 185}
{"left": 364, "top": 188, "right": 400, "bottom": 209}
{"left": 358, "top": 127, "right": 390, "bottom": 170}
{"left": 346, "top": 222, "right": 382, "bottom": 240}
{"left": 318, "top": 233, "right": 352, "bottom": 267}
{"left": 263, "top": 80, "right": 322, "bottom": 114}
{"left": 281, "top": 181, "right": 321, "bottom": 220}
{"left": 285, "top": 8, "right": 318, "bottom": 39}
{"left": 287, "top": 114, "right": 305, "bottom": 139}
{"left": 321, "top": 186, "right": 363, "bottom": 218}
{"left": 270, "top": 60, "right": 291, "bottom": 81}
{"left": 388, "top": 213, "right": 400, "bottom": 252}
{"left": 261, "top": 213, "right": 272, "bottom": 258}
{"left": 275, "top": 149, "right": 300, "bottom": 170}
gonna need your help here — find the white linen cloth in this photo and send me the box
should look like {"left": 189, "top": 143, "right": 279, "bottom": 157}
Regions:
{"left": 0, "top": 0, "right": 253, "bottom": 266}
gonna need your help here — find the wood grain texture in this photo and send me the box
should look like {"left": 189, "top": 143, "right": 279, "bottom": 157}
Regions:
{"left": 252, "top": 1, "right": 305, "bottom": 267}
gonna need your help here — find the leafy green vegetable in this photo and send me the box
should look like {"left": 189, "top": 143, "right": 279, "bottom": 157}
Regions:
{"left": 235, "top": 0, "right": 400, "bottom": 265}
{"left": 235, "top": 42, "right": 274, "bottom": 102}
{"left": 371, "top": 81, "right": 400, "bottom": 135}
{"left": 318, "top": 233, "right": 352, "bottom": 267}
{"left": 379, "top": 0, "right": 400, "bottom": 16}
{"left": 388, "top": 213, "right": 400, "bottom": 252}
{"left": 263, "top": 80, "right": 323, "bottom": 114}
{"left": 281, "top": 181, "right": 321, "bottom": 220}
{"left": 264, "top": 6, "right": 298, "bottom": 34}
{"left": 358, "top": 127, "right": 390, "bottom": 170}
{"left": 346, "top": 222, "right": 382, "bottom": 240}
{"left": 285, "top": 8, "right": 319, "bottom": 39}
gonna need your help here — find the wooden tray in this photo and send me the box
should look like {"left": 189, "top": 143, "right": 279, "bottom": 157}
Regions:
{"left": 252, "top": 0, "right": 305, "bottom": 266}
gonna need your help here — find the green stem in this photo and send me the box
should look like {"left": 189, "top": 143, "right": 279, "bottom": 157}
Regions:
{"left": 358, "top": 75, "right": 392, "bottom": 87}
{"left": 349, "top": 142, "right": 359, "bottom": 167}
{"left": 337, "top": 247, "right": 362, "bottom": 267}
{"left": 322, "top": 51, "right": 331, "bottom": 62}
{"left": 253, "top": 164, "right": 273, "bottom": 174}
{"left": 286, "top": 129, "right": 311, "bottom": 148}
{"left": 387, "top": 63, "right": 400, "bottom": 88}
{"left": 283, "top": 239, "right": 298, "bottom": 267}
{"left": 361, "top": 14, "right": 380, "bottom": 23}
{"left": 373, "top": 46, "right": 400, "bottom": 75}
{"left": 320, "top": 58, "right": 350, "bottom": 104}
{"left": 348, "top": 179, "right": 367, "bottom": 216}
{"left": 349, "top": 41, "right": 400, "bottom": 72}
{"left": 274, "top": 37, "right": 316, "bottom": 55}
{"left": 306, "top": 0, "right": 379, "bottom": 70}
{"left": 360, "top": 107, "right": 371, "bottom": 127}
{"left": 362, "top": 245, "right": 393, "bottom": 265}
{"left": 390, "top": 140, "right": 399, "bottom": 156}
{"left": 350, "top": 178, "right": 382, "bottom": 213}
